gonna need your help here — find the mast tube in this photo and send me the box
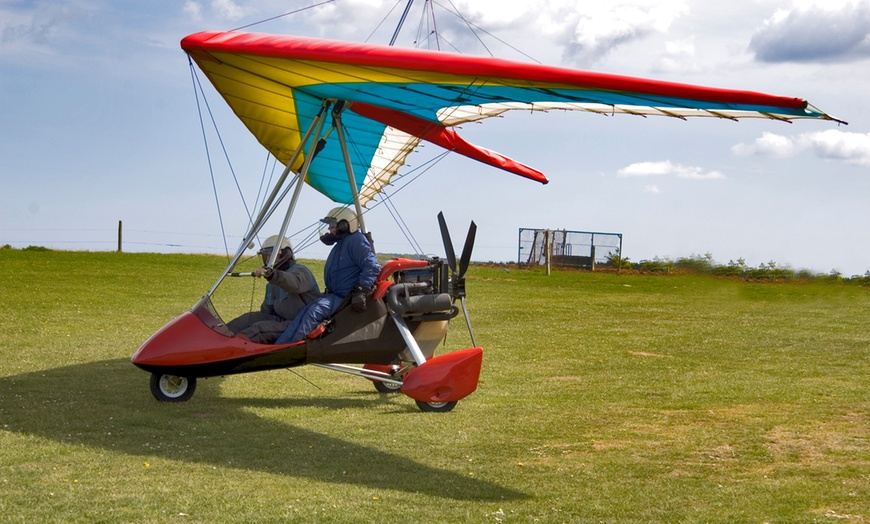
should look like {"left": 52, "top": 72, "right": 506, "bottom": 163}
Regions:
{"left": 390, "top": 0, "right": 415, "bottom": 46}
{"left": 333, "top": 103, "right": 367, "bottom": 235}
{"left": 246, "top": 102, "right": 329, "bottom": 247}
{"left": 269, "top": 101, "right": 333, "bottom": 268}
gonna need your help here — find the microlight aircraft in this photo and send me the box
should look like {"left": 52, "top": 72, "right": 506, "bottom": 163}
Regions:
{"left": 131, "top": 29, "right": 845, "bottom": 412}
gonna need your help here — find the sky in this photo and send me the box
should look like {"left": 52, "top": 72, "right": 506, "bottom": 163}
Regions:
{"left": 2, "top": 0, "right": 869, "bottom": 276}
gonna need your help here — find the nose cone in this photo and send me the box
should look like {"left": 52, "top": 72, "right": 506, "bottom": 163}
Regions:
{"left": 131, "top": 308, "right": 307, "bottom": 377}
{"left": 131, "top": 311, "right": 243, "bottom": 370}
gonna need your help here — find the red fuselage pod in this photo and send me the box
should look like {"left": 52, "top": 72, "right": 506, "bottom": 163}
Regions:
{"left": 401, "top": 347, "right": 483, "bottom": 403}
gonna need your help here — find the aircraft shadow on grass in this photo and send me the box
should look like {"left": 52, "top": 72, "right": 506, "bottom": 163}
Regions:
{"left": 1, "top": 358, "right": 526, "bottom": 501}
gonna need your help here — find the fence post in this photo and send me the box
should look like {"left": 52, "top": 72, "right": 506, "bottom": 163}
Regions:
{"left": 545, "top": 229, "right": 551, "bottom": 276}
{"left": 117, "top": 220, "right": 122, "bottom": 253}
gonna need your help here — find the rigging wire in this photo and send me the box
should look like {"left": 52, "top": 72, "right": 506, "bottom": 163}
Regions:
{"left": 251, "top": 153, "right": 280, "bottom": 250}
{"left": 253, "top": 154, "right": 271, "bottom": 220}
{"left": 189, "top": 57, "right": 230, "bottom": 257}
{"left": 435, "top": 0, "right": 541, "bottom": 63}
{"left": 230, "top": 0, "right": 337, "bottom": 32}
{"left": 191, "top": 69, "right": 256, "bottom": 232}
{"left": 439, "top": 0, "right": 490, "bottom": 56}
{"left": 289, "top": 221, "right": 325, "bottom": 255}
{"left": 372, "top": 150, "right": 450, "bottom": 202}
{"left": 410, "top": 1, "right": 431, "bottom": 49}
{"left": 365, "top": 151, "right": 452, "bottom": 255}
{"left": 383, "top": 196, "right": 424, "bottom": 255}
{"left": 188, "top": 65, "right": 262, "bottom": 257}
{"left": 365, "top": 0, "right": 406, "bottom": 43}
{"left": 335, "top": 111, "right": 429, "bottom": 256}
{"left": 426, "top": 0, "right": 441, "bottom": 51}
{"left": 286, "top": 368, "right": 322, "bottom": 390}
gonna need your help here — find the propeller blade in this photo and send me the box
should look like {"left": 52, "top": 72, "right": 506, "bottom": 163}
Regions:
{"left": 437, "top": 212, "right": 457, "bottom": 273}
{"left": 457, "top": 221, "right": 476, "bottom": 277}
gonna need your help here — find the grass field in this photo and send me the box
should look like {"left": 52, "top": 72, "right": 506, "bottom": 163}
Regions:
{"left": 1, "top": 249, "right": 868, "bottom": 523}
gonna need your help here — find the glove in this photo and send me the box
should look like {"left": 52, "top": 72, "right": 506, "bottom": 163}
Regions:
{"left": 351, "top": 286, "right": 368, "bottom": 312}
{"left": 262, "top": 266, "right": 275, "bottom": 280}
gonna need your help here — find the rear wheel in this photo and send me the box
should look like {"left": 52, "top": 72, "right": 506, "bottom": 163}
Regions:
{"left": 373, "top": 380, "right": 403, "bottom": 394}
{"left": 415, "top": 400, "right": 457, "bottom": 413}
{"left": 150, "top": 373, "right": 196, "bottom": 402}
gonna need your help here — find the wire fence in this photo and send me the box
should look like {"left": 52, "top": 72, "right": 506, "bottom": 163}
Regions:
{"left": 518, "top": 228, "right": 623, "bottom": 270}
{"left": 0, "top": 226, "right": 241, "bottom": 254}
{"left": 7, "top": 224, "right": 610, "bottom": 267}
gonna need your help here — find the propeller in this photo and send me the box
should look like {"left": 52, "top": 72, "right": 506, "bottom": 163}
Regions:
{"left": 438, "top": 212, "right": 457, "bottom": 273}
{"left": 437, "top": 211, "right": 477, "bottom": 346}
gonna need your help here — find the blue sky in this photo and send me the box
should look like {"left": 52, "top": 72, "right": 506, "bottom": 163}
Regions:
{"left": 2, "top": 0, "right": 869, "bottom": 275}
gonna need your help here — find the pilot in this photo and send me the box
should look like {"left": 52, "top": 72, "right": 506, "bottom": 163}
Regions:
{"left": 227, "top": 235, "right": 320, "bottom": 343}
{"left": 274, "top": 207, "right": 381, "bottom": 344}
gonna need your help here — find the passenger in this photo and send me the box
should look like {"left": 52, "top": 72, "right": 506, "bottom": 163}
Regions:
{"left": 227, "top": 236, "right": 320, "bottom": 343}
{"left": 274, "top": 207, "right": 381, "bottom": 344}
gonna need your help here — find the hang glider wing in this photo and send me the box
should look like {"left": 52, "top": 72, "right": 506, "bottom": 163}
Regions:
{"left": 181, "top": 31, "right": 845, "bottom": 206}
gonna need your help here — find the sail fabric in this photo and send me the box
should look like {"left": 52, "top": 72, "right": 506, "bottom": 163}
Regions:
{"left": 182, "top": 31, "right": 843, "bottom": 206}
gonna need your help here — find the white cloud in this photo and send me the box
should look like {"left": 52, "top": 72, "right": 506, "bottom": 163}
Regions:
{"left": 733, "top": 130, "right": 870, "bottom": 166}
{"left": 353, "top": 0, "right": 690, "bottom": 67}
{"left": 0, "top": 4, "right": 72, "bottom": 56}
{"left": 657, "top": 37, "right": 696, "bottom": 72}
{"left": 212, "top": 0, "right": 247, "bottom": 21}
{"left": 618, "top": 161, "right": 674, "bottom": 176}
{"left": 452, "top": 0, "right": 533, "bottom": 25}
{"left": 644, "top": 184, "right": 662, "bottom": 194}
{"left": 181, "top": 0, "right": 247, "bottom": 23}
{"left": 731, "top": 132, "right": 798, "bottom": 158}
{"left": 749, "top": 1, "right": 870, "bottom": 62}
{"left": 556, "top": 1, "right": 689, "bottom": 66}
{"left": 679, "top": 169, "right": 725, "bottom": 180}
{"left": 617, "top": 160, "right": 725, "bottom": 180}
{"left": 183, "top": 1, "right": 203, "bottom": 22}
{"left": 797, "top": 129, "right": 870, "bottom": 166}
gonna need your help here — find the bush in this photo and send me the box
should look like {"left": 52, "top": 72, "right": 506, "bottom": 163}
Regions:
{"left": 675, "top": 253, "right": 714, "bottom": 273}
{"left": 637, "top": 257, "right": 674, "bottom": 273}
{"left": 711, "top": 258, "right": 748, "bottom": 277}
{"left": 604, "top": 250, "right": 630, "bottom": 269}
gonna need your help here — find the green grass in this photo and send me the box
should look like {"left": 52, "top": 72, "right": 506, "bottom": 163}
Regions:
{"left": 1, "top": 250, "right": 868, "bottom": 523}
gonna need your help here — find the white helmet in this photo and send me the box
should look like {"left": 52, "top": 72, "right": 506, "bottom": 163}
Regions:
{"left": 259, "top": 235, "right": 292, "bottom": 254}
{"left": 321, "top": 206, "right": 359, "bottom": 234}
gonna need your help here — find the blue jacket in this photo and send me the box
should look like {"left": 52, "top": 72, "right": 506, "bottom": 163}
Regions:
{"left": 274, "top": 231, "right": 380, "bottom": 344}
{"left": 324, "top": 231, "right": 380, "bottom": 297}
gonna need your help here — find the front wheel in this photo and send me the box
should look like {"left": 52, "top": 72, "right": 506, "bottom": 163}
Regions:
{"left": 415, "top": 400, "right": 457, "bottom": 413}
{"left": 150, "top": 373, "right": 196, "bottom": 402}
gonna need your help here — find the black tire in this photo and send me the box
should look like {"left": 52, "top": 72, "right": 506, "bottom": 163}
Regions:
{"left": 373, "top": 380, "right": 403, "bottom": 394}
{"left": 415, "top": 400, "right": 457, "bottom": 413}
{"left": 150, "top": 373, "right": 197, "bottom": 402}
